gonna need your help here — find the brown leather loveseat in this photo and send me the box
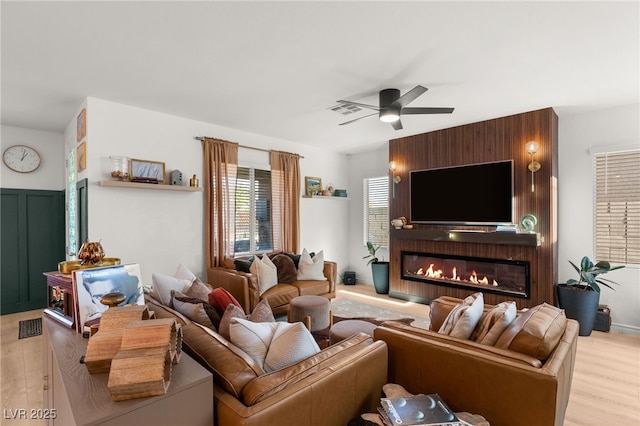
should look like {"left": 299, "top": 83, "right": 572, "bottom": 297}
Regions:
{"left": 147, "top": 297, "right": 387, "bottom": 426}
{"left": 373, "top": 295, "right": 579, "bottom": 426}
{"left": 207, "top": 255, "right": 336, "bottom": 316}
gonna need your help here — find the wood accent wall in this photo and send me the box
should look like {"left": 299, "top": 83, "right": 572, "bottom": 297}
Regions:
{"left": 388, "top": 108, "right": 558, "bottom": 309}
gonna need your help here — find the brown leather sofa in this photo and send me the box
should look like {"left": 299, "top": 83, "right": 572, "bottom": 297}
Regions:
{"left": 147, "top": 297, "right": 387, "bottom": 426}
{"left": 373, "top": 296, "right": 579, "bottom": 426}
{"left": 207, "top": 258, "right": 336, "bottom": 316}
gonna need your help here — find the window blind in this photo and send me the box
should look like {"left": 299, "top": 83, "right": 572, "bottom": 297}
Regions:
{"left": 594, "top": 149, "right": 640, "bottom": 264}
{"left": 363, "top": 176, "right": 389, "bottom": 247}
{"left": 235, "top": 167, "right": 273, "bottom": 254}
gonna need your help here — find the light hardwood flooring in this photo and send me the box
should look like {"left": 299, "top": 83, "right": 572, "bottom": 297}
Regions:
{"left": 1, "top": 284, "right": 638, "bottom": 425}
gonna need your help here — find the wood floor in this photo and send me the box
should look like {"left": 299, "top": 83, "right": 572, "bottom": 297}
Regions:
{"left": 1, "top": 283, "right": 638, "bottom": 426}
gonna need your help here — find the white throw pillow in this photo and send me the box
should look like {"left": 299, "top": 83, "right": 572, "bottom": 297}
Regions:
{"left": 229, "top": 318, "right": 320, "bottom": 373}
{"left": 472, "top": 301, "right": 517, "bottom": 345}
{"left": 297, "top": 249, "right": 327, "bottom": 281}
{"left": 438, "top": 292, "right": 484, "bottom": 340}
{"left": 150, "top": 273, "right": 192, "bottom": 307}
{"left": 175, "top": 264, "right": 198, "bottom": 284}
{"left": 250, "top": 254, "right": 279, "bottom": 295}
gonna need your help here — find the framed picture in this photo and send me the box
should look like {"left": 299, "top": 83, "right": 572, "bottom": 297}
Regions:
{"left": 130, "top": 158, "right": 166, "bottom": 183}
{"left": 77, "top": 108, "right": 86, "bottom": 142}
{"left": 77, "top": 141, "right": 87, "bottom": 172}
{"left": 305, "top": 176, "right": 322, "bottom": 196}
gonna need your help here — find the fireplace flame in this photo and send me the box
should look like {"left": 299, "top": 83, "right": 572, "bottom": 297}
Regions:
{"left": 424, "top": 264, "right": 443, "bottom": 279}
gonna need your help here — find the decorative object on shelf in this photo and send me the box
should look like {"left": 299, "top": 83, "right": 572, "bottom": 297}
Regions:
{"left": 77, "top": 108, "right": 87, "bottom": 141}
{"left": 305, "top": 176, "right": 322, "bottom": 196}
{"left": 189, "top": 174, "right": 199, "bottom": 187}
{"left": 77, "top": 141, "right": 87, "bottom": 172}
{"left": 391, "top": 217, "right": 407, "bottom": 229}
{"left": 556, "top": 256, "right": 625, "bottom": 336}
{"left": 326, "top": 183, "right": 335, "bottom": 195}
{"left": 2, "top": 145, "right": 41, "bottom": 173}
{"left": 58, "top": 258, "right": 121, "bottom": 274}
{"left": 170, "top": 170, "right": 183, "bottom": 185}
{"left": 403, "top": 224, "right": 414, "bottom": 229}
{"left": 110, "top": 156, "right": 130, "bottom": 181}
{"left": 520, "top": 214, "right": 537, "bottom": 233}
{"left": 526, "top": 141, "right": 541, "bottom": 192}
{"left": 363, "top": 242, "right": 389, "bottom": 294}
{"left": 130, "top": 158, "right": 166, "bottom": 184}
{"left": 333, "top": 189, "right": 347, "bottom": 197}
{"left": 100, "top": 292, "right": 126, "bottom": 308}
{"left": 78, "top": 241, "right": 106, "bottom": 266}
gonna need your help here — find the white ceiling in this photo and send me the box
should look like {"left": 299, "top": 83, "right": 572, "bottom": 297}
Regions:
{"left": 2, "top": 1, "right": 638, "bottom": 154}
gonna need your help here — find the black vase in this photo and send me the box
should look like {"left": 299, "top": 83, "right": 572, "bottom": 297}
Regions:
{"left": 556, "top": 284, "right": 600, "bottom": 336}
{"left": 371, "top": 262, "right": 389, "bottom": 294}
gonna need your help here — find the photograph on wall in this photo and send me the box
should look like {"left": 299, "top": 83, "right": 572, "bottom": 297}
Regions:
{"left": 73, "top": 264, "right": 144, "bottom": 330}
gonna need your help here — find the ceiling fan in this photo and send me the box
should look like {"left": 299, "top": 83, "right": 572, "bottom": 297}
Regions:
{"left": 337, "top": 85, "right": 454, "bottom": 130}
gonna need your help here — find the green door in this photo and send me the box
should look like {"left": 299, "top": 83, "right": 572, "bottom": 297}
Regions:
{"left": 1, "top": 189, "right": 65, "bottom": 314}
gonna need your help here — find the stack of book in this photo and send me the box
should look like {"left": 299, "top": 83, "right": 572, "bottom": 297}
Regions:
{"left": 378, "top": 394, "right": 470, "bottom": 426}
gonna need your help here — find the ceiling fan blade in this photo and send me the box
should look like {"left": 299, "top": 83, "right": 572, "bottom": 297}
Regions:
{"left": 336, "top": 100, "right": 380, "bottom": 111}
{"left": 339, "top": 112, "right": 378, "bottom": 126}
{"left": 391, "top": 119, "right": 403, "bottom": 131}
{"left": 401, "top": 107, "right": 455, "bottom": 115}
{"left": 394, "top": 85, "right": 428, "bottom": 108}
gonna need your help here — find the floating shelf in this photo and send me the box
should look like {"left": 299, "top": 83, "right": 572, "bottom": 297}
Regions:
{"left": 98, "top": 180, "right": 203, "bottom": 192}
{"left": 302, "top": 195, "right": 350, "bottom": 200}
{"left": 391, "top": 228, "right": 541, "bottom": 247}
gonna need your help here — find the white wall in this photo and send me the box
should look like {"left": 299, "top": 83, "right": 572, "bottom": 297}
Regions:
{"left": 1, "top": 125, "right": 65, "bottom": 190}
{"left": 346, "top": 144, "right": 390, "bottom": 287}
{"left": 72, "top": 97, "right": 350, "bottom": 285}
{"left": 558, "top": 103, "right": 640, "bottom": 333}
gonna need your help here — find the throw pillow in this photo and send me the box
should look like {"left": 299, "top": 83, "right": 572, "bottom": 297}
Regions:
{"left": 495, "top": 303, "right": 567, "bottom": 361}
{"left": 229, "top": 318, "right": 320, "bottom": 372}
{"left": 249, "top": 298, "right": 276, "bottom": 323}
{"left": 249, "top": 254, "right": 279, "bottom": 295}
{"left": 264, "top": 321, "right": 320, "bottom": 372}
{"left": 470, "top": 301, "right": 517, "bottom": 345}
{"left": 218, "top": 304, "right": 247, "bottom": 340}
{"left": 171, "top": 290, "right": 220, "bottom": 330}
{"left": 150, "top": 273, "right": 192, "bottom": 307}
{"left": 271, "top": 254, "right": 298, "bottom": 284}
{"left": 175, "top": 264, "right": 198, "bottom": 284}
{"left": 297, "top": 249, "right": 326, "bottom": 281}
{"left": 185, "top": 279, "right": 212, "bottom": 303}
{"left": 208, "top": 287, "right": 244, "bottom": 318}
{"left": 438, "top": 292, "right": 484, "bottom": 340}
{"left": 234, "top": 257, "right": 254, "bottom": 273}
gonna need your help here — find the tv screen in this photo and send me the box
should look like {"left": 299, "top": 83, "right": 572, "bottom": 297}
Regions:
{"left": 410, "top": 160, "right": 514, "bottom": 225}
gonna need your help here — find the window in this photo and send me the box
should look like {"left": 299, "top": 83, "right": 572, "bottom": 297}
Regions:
{"left": 363, "top": 176, "right": 389, "bottom": 247}
{"left": 594, "top": 149, "right": 640, "bottom": 264}
{"left": 235, "top": 167, "right": 273, "bottom": 254}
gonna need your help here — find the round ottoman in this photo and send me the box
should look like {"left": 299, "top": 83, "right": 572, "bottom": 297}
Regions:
{"left": 288, "top": 295, "right": 331, "bottom": 332}
{"left": 329, "top": 320, "right": 377, "bottom": 345}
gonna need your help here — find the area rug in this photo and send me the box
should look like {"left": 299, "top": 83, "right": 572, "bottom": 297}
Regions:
{"left": 18, "top": 318, "right": 42, "bottom": 339}
{"left": 330, "top": 297, "right": 431, "bottom": 330}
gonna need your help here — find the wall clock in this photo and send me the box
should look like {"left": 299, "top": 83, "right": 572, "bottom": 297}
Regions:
{"left": 2, "top": 145, "right": 42, "bottom": 173}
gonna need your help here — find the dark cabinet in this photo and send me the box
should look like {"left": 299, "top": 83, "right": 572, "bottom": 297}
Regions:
{"left": 1, "top": 189, "right": 64, "bottom": 314}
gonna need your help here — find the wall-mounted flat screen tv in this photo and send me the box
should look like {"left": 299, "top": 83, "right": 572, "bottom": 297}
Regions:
{"left": 410, "top": 160, "right": 514, "bottom": 225}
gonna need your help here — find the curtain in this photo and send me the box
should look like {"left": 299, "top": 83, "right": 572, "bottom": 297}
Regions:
{"left": 202, "top": 138, "right": 238, "bottom": 268}
{"left": 270, "top": 150, "right": 301, "bottom": 253}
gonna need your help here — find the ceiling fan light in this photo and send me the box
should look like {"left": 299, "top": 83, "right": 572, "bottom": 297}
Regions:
{"left": 380, "top": 108, "right": 400, "bottom": 122}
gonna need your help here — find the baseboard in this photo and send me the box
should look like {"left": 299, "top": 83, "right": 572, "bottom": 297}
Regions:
{"left": 609, "top": 323, "right": 640, "bottom": 336}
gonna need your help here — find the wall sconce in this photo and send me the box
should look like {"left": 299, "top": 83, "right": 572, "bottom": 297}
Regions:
{"left": 526, "top": 141, "right": 541, "bottom": 192}
{"left": 389, "top": 161, "right": 401, "bottom": 198}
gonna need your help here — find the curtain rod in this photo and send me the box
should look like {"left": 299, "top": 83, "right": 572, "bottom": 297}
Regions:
{"left": 194, "top": 137, "right": 304, "bottom": 159}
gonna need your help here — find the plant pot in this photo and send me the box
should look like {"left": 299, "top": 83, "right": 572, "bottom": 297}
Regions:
{"left": 371, "top": 261, "right": 389, "bottom": 294}
{"left": 556, "top": 283, "right": 600, "bottom": 336}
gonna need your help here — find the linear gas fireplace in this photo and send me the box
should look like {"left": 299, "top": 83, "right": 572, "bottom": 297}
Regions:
{"left": 401, "top": 251, "right": 530, "bottom": 298}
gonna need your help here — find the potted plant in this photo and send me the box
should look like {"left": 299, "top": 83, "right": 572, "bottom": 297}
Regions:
{"left": 363, "top": 242, "right": 389, "bottom": 294}
{"left": 556, "top": 256, "right": 625, "bottom": 336}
